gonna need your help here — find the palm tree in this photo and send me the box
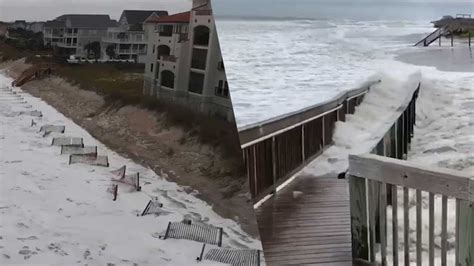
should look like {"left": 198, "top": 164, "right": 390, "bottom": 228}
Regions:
{"left": 106, "top": 44, "right": 116, "bottom": 59}
{"left": 84, "top": 41, "right": 101, "bottom": 59}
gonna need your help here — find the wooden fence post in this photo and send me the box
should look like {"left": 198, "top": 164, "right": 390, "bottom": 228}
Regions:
{"left": 113, "top": 184, "right": 118, "bottom": 201}
{"left": 469, "top": 31, "right": 471, "bottom": 47}
{"left": 456, "top": 200, "right": 474, "bottom": 266}
{"left": 349, "top": 175, "right": 369, "bottom": 260}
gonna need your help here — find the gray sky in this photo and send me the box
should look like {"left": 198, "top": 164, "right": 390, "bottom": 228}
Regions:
{"left": 0, "top": 0, "right": 472, "bottom": 22}
{"left": 0, "top": 0, "right": 191, "bottom": 22}
{"left": 212, "top": 0, "right": 473, "bottom": 20}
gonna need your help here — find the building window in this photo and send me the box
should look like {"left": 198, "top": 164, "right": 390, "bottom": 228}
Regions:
{"left": 215, "top": 80, "right": 229, "bottom": 98}
{"left": 160, "top": 70, "right": 174, "bottom": 88}
{"left": 188, "top": 72, "right": 205, "bottom": 94}
{"left": 191, "top": 48, "right": 207, "bottom": 70}
{"left": 150, "top": 63, "right": 154, "bottom": 73}
{"left": 157, "top": 45, "right": 170, "bottom": 60}
{"left": 193, "top": 25, "right": 210, "bottom": 46}
{"left": 159, "top": 25, "right": 173, "bottom": 37}
{"left": 152, "top": 44, "right": 155, "bottom": 54}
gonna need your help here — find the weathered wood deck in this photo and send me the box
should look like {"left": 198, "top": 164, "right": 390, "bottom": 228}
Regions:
{"left": 256, "top": 174, "right": 356, "bottom": 265}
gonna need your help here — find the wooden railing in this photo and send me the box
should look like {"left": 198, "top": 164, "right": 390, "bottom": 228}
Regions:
{"left": 347, "top": 83, "right": 473, "bottom": 265}
{"left": 240, "top": 80, "right": 381, "bottom": 202}
{"left": 348, "top": 154, "right": 473, "bottom": 266}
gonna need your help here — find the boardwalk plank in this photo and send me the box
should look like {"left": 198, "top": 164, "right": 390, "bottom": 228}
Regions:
{"left": 256, "top": 176, "right": 354, "bottom": 264}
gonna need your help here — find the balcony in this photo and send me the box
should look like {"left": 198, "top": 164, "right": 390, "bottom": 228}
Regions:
{"left": 57, "top": 42, "right": 77, "bottom": 48}
{"left": 161, "top": 55, "right": 177, "bottom": 62}
{"left": 103, "top": 36, "right": 147, "bottom": 44}
{"left": 64, "top": 32, "right": 78, "bottom": 37}
{"left": 117, "top": 48, "right": 146, "bottom": 55}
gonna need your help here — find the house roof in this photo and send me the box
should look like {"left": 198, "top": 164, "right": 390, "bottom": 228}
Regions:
{"left": 44, "top": 20, "right": 66, "bottom": 28}
{"left": 122, "top": 10, "right": 168, "bottom": 30}
{"left": 55, "top": 14, "right": 117, "bottom": 28}
{"left": 146, "top": 11, "right": 191, "bottom": 24}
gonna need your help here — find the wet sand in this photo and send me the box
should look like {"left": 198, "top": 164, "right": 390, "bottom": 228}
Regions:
{"left": 396, "top": 46, "right": 474, "bottom": 73}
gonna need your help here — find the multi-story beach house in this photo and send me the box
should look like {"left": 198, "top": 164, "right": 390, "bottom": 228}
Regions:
{"left": 142, "top": 0, "right": 232, "bottom": 121}
{"left": 102, "top": 10, "right": 168, "bottom": 63}
{"left": 43, "top": 14, "right": 117, "bottom": 57}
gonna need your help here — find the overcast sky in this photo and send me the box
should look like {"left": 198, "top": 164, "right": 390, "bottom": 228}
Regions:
{"left": 0, "top": 0, "right": 472, "bottom": 22}
{"left": 0, "top": 0, "right": 192, "bottom": 22}
{"left": 212, "top": 0, "right": 473, "bottom": 20}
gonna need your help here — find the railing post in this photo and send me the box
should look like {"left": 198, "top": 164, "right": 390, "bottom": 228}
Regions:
{"left": 349, "top": 175, "right": 369, "bottom": 261}
{"left": 321, "top": 116, "right": 326, "bottom": 147}
{"left": 252, "top": 146, "right": 258, "bottom": 196}
{"left": 271, "top": 137, "right": 278, "bottom": 193}
{"left": 456, "top": 199, "right": 474, "bottom": 266}
{"left": 301, "top": 124, "right": 305, "bottom": 162}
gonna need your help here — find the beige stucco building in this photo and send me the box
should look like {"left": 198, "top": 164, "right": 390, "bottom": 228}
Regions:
{"left": 143, "top": 0, "right": 232, "bottom": 121}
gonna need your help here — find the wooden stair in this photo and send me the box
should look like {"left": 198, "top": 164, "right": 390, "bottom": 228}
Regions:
{"left": 414, "top": 26, "right": 448, "bottom": 47}
{"left": 12, "top": 63, "right": 57, "bottom": 87}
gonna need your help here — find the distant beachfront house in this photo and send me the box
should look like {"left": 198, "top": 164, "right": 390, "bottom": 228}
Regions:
{"left": 102, "top": 10, "right": 168, "bottom": 63}
{"left": 142, "top": 0, "right": 232, "bottom": 121}
{"left": 0, "top": 22, "right": 9, "bottom": 37}
{"left": 26, "top": 22, "right": 45, "bottom": 33}
{"left": 43, "top": 14, "right": 117, "bottom": 57}
{"left": 9, "top": 20, "right": 27, "bottom": 30}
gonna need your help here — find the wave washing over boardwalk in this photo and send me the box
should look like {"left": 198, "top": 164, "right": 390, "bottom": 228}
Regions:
{"left": 0, "top": 74, "right": 262, "bottom": 265}
{"left": 217, "top": 19, "right": 473, "bottom": 127}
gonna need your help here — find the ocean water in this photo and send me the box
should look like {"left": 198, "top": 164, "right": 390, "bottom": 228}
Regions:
{"left": 216, "top": 18, "right": 473, "bottom": 127}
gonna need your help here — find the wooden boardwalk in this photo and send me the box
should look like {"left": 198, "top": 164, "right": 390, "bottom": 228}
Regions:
{"left": 255, "top": 174, "right": 356, "bottom": 265}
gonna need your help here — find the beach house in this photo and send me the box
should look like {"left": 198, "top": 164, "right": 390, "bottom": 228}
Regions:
{"left": 142, "top": 0, "right": 232, "bottom": 121}
{"left": 102, "top": 10, "right": 168, "bottom": 63}
{"left": 43, "top": 14, "right": 117, "bottom": 57}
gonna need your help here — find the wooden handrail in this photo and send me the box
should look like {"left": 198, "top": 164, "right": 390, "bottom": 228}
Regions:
{"left": 239, "top": 80, "right": 381, "bottom": 146}
{"left": 349, "top": 154, "right": 474, "bottom": 202}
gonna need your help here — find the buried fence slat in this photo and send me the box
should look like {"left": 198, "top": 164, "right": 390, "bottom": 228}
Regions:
{"left": 441, "top": 195, "right": 448, "bottom": 266}
{"left": 349, "top": 175, "right": 369, "bottom": 261}
{"left": 429, "top": 193, "right": 435, "bottom": 266}
{"left": 416, "top": 189, "right": 422, "bottom": 266}
{"left": 404, "top": 187, "right": 410, "bottom": 265}
{"left": 456, "top": 199, "right": 474, "bottom": 266}
{"left": 392, "top": 185, "right": 399, "bottom": 266}
{"left": 379, "top": 181, "right": 387, "bottom": 266}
